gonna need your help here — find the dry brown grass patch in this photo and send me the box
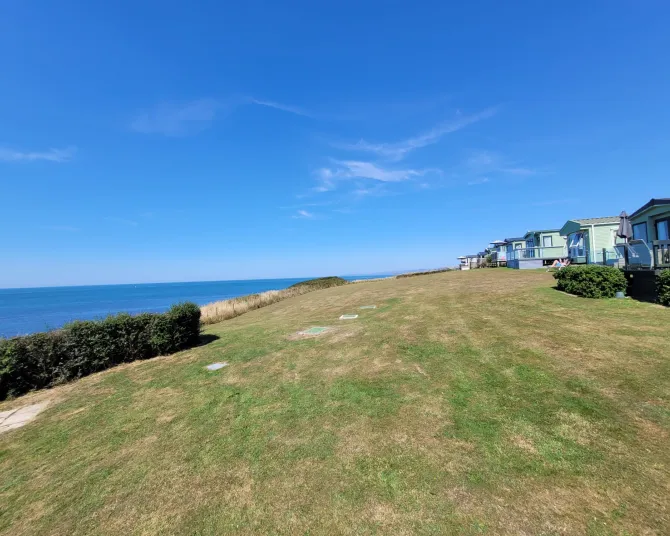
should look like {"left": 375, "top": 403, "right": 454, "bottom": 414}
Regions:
{"left": 511, "top": 435, "right": 538, "bottom": 454}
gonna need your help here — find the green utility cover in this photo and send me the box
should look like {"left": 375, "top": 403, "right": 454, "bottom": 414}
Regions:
{"left": 303, "top": 327, "right": 328, "bottom": 334}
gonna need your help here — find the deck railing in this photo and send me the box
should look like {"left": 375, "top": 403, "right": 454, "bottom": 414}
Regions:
{"left": 613, "top": 241, "right": 650, "bottom": 268}
{"left": 507, "top": 245, "right": 567, "bottom": 261}
{"left": 613, "top": 240, "right": 669, "bottom": 269}
{"left": 589, "top": 248, "right": 625, "bottom": 266}
{"left": 653, "top": 240, "right": 670, "bottom": 268}
{"left": 490, "top": 251, "right": 506, "bottom": 263}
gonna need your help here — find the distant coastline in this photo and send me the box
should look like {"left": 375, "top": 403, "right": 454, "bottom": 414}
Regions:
{"left": 0, "top": 275, "right": 388, "bottom": 338}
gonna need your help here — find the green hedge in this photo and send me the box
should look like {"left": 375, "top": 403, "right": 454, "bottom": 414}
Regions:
{"left": 0, "top": 302, "right": 200, "bottom": 400}
{"left": 288, "top": 276, "right": 348, "bottom": 290}
{"left": 657, "top": 270, "right": 670, "bottom": 306}
{"left": 397, "top": 268, "right": 452, "bottom": 278}
{"left": 553, "top": 265, "right": 627, "bottom": 298}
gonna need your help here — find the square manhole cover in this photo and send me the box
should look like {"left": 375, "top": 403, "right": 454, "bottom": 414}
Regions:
{"left": 302, "top": 327, "right": 329, "bottom": 335}
{"left": 339, "top": 314, "right": 358, "bottom": 320}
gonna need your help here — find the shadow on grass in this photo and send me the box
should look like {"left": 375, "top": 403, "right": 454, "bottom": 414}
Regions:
{"left": 198, "top": 333, "right": 220, "bottom": 346}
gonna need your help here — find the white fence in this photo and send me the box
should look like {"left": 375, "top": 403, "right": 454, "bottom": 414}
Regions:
{"left": 507, "top": 246, "right": 567, "bottom": 262}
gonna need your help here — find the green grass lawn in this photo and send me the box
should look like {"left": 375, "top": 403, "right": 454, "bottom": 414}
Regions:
{"left": 1, "top": 270, "right": 669, "bottom": 535}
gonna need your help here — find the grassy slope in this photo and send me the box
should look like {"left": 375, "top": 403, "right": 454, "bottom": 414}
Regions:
{"left": 1, "top": 270, "right": 669, "bottom": 535}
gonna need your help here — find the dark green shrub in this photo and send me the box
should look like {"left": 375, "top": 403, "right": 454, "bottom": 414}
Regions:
{"left": 657, "top": 270, "right": 670, "bottom": 306}
{"left": 61, "top": 312, "right": 156, "bottom": 380}
{"left": 165, "top": 302, "right": 201, "bottom": 348}
{"left": 397, "top": 268, "right": 451, "bottom": 278}
{"left": 149, "top": 314, "right": 175, "bottom": 356}
{"left": 553, "top": 265, "right": 627, "bottom": 298}
{"left": 288, "top": 276, "right": 348, "bottom": 290}
{"left": 0, "top": 332, "right": 68, "bottom": 400}
{"left": 0, "top": 302, "right": 200, "bottom": 400}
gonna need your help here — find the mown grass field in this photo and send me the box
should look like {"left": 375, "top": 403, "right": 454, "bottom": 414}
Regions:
{"left": 1, "top": 269, "right": 669, "bottom": 535}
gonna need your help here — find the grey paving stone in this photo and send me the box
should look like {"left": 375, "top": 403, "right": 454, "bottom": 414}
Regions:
{"left": 0, "top": 402, "right": 48, "bottom": 434}
{"left": 206, "top": 362, "right": 228, "bottom": 371}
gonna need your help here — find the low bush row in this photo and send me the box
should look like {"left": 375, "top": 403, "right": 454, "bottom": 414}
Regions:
{"left": 0, "top": 302, "right": 201, "bottom": 400}
{"left": 553, "top": 265, "right": 627, "bottom": 298}
{"left": 397, "top": 268, "right": 452, "bottom": 278}
{"left": 657, "top": 270, "right": 670, "bottom": 306}
{"left": 288, "top": 276, "right": 349, "bottom": 290}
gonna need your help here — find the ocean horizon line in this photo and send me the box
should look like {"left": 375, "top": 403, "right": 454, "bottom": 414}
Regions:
{"left": 0, "top": 272, "right": 400, "bottom": 292}
{"left": 0, "top": 274, "right": 396, "bottom": 338}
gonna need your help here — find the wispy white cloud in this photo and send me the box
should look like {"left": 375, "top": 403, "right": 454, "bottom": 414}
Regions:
{"left": 335, "top": 107, "right": 498, "bottom": 161}
{"left": 465, "top": 151, "right": 496, "bottom": 169}
{"left": 313, "top": 167, "right": 338, "bottom": 192}
{"left": 466, "top": 150, "right": 538, "bottom": 177}
{"left": 250, "top": 98, "right": 313, "bottom": 118}
{"left": 467, "top": 177, "right": 490, "bottom": 186}
{"left": 503, "top": 167, "right": 537, "bottom": 176}
{"left": 281, "top": 201, "right": 332, "bottom": 210}
{"left": 293, "top": 209, "right": 315, "bottom": 219}
{"left": 307, "top": 160, "right": 439, "bottom": 199}
{"left": 131, "top": 99, "right": 220, "bottom": 136}
{"left": 131, "top": 96, "right": 316, "bottom": 136}
{"left": 324, "top": 160, "right": 430, "bottom": 183}
{"left": 353, "top": 186, "right": 376, "bottom": 197}
{"left": 338, "top": 160, "right": 423, "bottom": 182}
{"left": 105, "top": 217, "right": 138, "bottom": 226}
{"left": 351, "top": 182, "right": 392, "bottom": 198}
{"left": 0, "top": 146, "right": 77, "bottom": 163}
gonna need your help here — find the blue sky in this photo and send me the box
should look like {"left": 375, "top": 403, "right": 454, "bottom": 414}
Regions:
{"left": 2, "top": 1, "right": 670, "bottom": 287}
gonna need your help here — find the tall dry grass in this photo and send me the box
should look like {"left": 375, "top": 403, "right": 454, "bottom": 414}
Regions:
{"left": 200, "top": 275, "right": 395, "bottom": 325}
{"left": 350, "top": 276, "right": 396, "bottom": 283}
{"left": 200, "top": 286, "right": 315, "bottom": 325}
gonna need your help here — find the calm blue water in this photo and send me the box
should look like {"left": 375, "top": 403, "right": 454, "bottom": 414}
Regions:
{"left": 0, "top": 275, "right": 385, "bottom": 338}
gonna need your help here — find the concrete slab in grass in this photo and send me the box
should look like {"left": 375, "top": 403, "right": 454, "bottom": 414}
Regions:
{"left": 359, "top": 305, "right": 377, "bottom": 309}
{"left": 302, "top": 327, "right": 329, "bottom": 335}
{"left": 206, "top": 362, "right": 228, "bottom": 371}
{"left": 0, "top": 402, "right": 49, "bottom": 434}
{"left": 339, "top": 314, "right": 358, "bottom": 320}
{"left": 288, "top": 326, "right": 332, "bottom": 340}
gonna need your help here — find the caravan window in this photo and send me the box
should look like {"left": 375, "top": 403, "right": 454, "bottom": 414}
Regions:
{"left": 568, "top": 232, "right": 582, "bottom": 248}
{"left": 568, "top": 232, "right": 585, "bottom": 257}
{"left": 632, "top": 223, "right": 648, "bottom": 242}
{"left": 656, "top": 219, "right": 670, "bottom": 241}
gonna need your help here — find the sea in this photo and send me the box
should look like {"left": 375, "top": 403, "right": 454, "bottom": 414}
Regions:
{"left": 0, "top": 275, "right": 386, "bottom": 338}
